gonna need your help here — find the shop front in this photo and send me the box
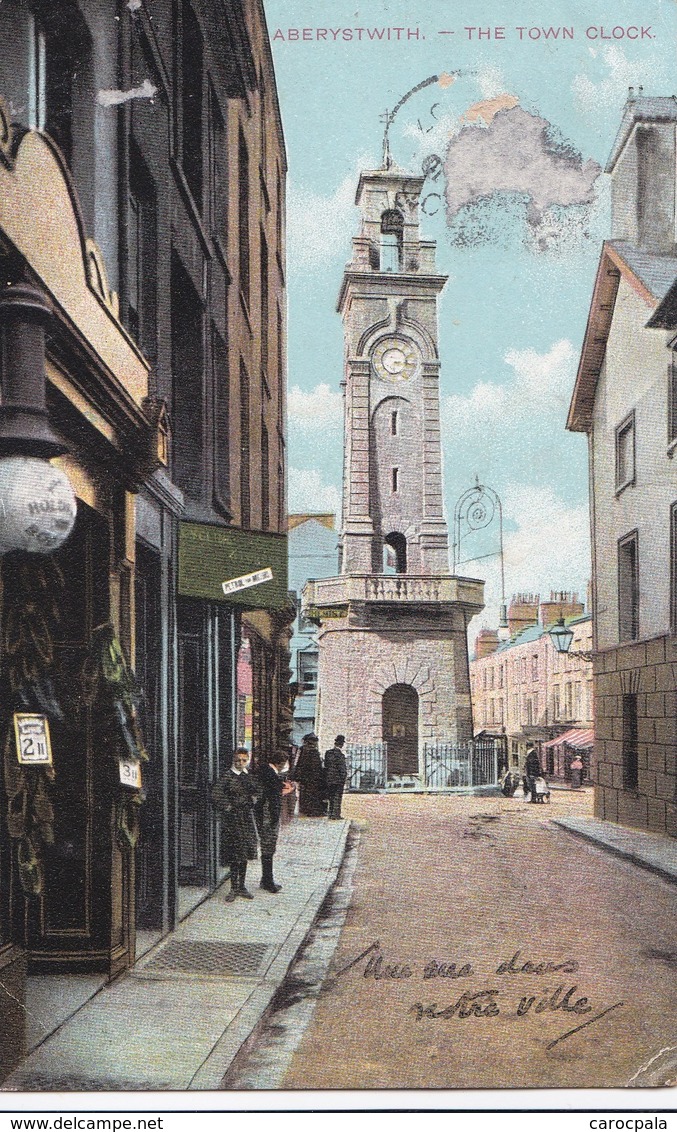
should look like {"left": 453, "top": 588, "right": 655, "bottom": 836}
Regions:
{"left": 0, "top": 111, "right": 157, "bottom": 1076}
{"left": 177, "top": 522, "right": 294, "bottom": 895}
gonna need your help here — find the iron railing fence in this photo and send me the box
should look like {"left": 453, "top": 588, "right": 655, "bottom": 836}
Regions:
{"left": 345, "top": 740, "right": 500, "bottom": 791}
{"left": 345, "top": 743, "right": 387, "bottom": 792}
{"left": 423, "top": 740, "right": 499, "bottom": 789}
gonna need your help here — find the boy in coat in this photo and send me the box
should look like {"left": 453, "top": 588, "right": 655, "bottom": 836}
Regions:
{"left": 254, "top": 752, "right": 289, "bottom": 893}
{"left": 211, "top": 747, "right": 259, "bottom": 901}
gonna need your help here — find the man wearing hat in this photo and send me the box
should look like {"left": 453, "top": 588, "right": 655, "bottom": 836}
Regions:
{"left": 324, "top": 735, "right": 347, "bottom": 819}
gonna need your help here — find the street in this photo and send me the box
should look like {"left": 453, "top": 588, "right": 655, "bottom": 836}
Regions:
{"left": 244, "top": 791, "right": 677, "bottom": 1090}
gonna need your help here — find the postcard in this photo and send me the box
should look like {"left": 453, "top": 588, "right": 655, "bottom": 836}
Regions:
{"left": 0, "top": 0, "right": 675, "bottom": 1111}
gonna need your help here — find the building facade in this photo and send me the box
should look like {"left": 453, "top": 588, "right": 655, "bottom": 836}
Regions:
{"left": 568, "top": 94, "right": 677, "bottom": 837}
{"left": 470, "top": 594, "right": 594, "bottom": 778}
{"left": 304, "top": 162, "right": 484, "bottom": 775}
{"left": 287, "top": 514, "right": 339, "bottom": 746}
{"left": 0, "top": 0, "right": 290, "bottom": 1079}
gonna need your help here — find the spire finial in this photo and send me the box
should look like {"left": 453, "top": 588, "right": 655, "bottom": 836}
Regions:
{"left": 379, "top": 109, "right": 393, "bottom": 169}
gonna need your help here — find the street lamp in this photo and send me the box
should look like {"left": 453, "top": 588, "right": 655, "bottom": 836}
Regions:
{"left": 549, "top": 618, "right": 574, "bottom": 654}
{"left": 0, "top": 283, "right": 76, "bottom": 554}
{"left": 548, "top": 617, "right": 595, "bottom": 660}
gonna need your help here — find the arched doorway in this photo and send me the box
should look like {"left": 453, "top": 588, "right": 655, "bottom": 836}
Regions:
{"left": 383, "top": 532, "right": 407, "bottom": 574}
{"left": 382, "top": 684, "right": 419, "bottom": 776}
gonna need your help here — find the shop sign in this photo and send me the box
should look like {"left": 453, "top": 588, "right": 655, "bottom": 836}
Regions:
{"left": 14, "top": 713, "right": 53, "bottom": 766}
{"left": 119, "top": 758, "right": 142, "bottom": 789}
{"left": 306, "top": 605, "right": 347, "bottom": 620}
{"left": 222, "top": 567, "right": 273, "bottom": 596}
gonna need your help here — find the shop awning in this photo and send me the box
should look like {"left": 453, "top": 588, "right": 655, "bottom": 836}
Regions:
{"left": 178, "top": 522, "right": 288, "bottom": 609}
{"left": 543, "top": 728, "right": 594, "bottom": 749}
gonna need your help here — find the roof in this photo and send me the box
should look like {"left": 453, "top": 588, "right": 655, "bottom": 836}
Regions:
{"left": 606, "top": 96, "right": 677, "bottom": 173}
{"left": 567, "top": 240, "right": 677, "bottom": 432}
{"left": 543, "top": 727, "right": 594, "bottom": 749}
{"left": 287, "top": 513, "right": 335, "bottom": 532}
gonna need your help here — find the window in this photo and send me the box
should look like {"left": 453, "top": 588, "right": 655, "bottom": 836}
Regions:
{"left": 672, "top": 502, "right": 677, "bottom": 634}
{"left": 524, "top": 696, "right": 533, "bottom": 726}
{"left": 669, "top": 355, "right": 677, "bottom": 449}
{"left": 622, "top": 694, "right": 639, "bottom": 790}
{"left": 240, "top": 361, "right": 250, "bottom": 527}
{"left": 531, "top": 654, "right": 538, "bottom": 682}
{"left": 260, "top": 228, "right": 269, "bottom": 375}
{"left": 618, "top": 530, "right": 639, "bottom": 642}
{"left": 238, "top": 127, "right": 250, "bottom": 306}
{"left": 299, "top": 651, "right": 318, "bottom": 692}
{"left": 391, "top": 410, "right": 398, "bottom": 436}
{"left": 261, "top": 420, "right": 269, "bottom": 530}
{"left": 615, "top": 411, "right": 635, "bottom": 492}
{"left": 181, "top": 0, "right": 203, "bottom": 207}
{"left": 499, "top": 665, "right": 504, "bottom": 689}
{"left": 212, "top": 328, "right": 230, "bottom": 514}
{"left": 208, "top": 82, "right": 227, "bottom": 240}
{"left": 564, "top": 682, "right": 573, "bottom": 719}
{"left": 573, "top": 682, "right": 582, "bottom": 720}
{"left": 171, "top": 254, "right": 204, "bottom": 498}
{"left": 392, "top": 467, "right": 399, "bottom": 492}
{"left": 512, "top": 694, "right": 520, "bottom": 723}
{"left": 128, "top": 146, "right": 158, "bottom": 367}
{"left": 552, "top": 686, "right": 560, "bottom": 720}
{"left": 380, "top": 209, "right": 403, "bottom": 272}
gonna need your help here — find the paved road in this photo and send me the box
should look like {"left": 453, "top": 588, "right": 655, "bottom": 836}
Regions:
{"left": 275, "top": 791, "right": 676, "bottom": 1089}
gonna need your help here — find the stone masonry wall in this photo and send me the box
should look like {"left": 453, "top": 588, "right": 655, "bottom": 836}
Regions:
{"left": 316, "top": 619, "right": 473, "bottom": 762}
{"left": 593, "top": 633, "right": 677, "bottom": 836}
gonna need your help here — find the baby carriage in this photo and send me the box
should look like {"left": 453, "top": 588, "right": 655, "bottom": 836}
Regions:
{"left": 531, "top": 775, "right": 551, "bottom": 804}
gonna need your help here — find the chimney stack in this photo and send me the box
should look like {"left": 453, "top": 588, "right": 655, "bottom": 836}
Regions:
{"left": 475, "top": 628, "right": 499, "bottom": 659}
{"left": 539, "top": 590, "right": 584, "bottom": 628}
{"left": 507, "top": 593, "right": 540, "bottom": 637}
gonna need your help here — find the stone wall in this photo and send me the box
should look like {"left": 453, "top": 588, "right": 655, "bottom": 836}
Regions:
{"left": 593, "top": 633, "right": 677, "bottom": 836}
{"left": 317, "top": 617, "right": 473, "bottom": 759}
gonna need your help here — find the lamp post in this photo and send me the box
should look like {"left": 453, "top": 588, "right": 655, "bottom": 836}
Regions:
{"left": 0, "top": 283, "right": 76, "bottom": 554}
{"left": 453, "top": 478, "right": 509, "bottom": 639}
{"left": 548, "top": 617, "right": 595, "bottom": 661}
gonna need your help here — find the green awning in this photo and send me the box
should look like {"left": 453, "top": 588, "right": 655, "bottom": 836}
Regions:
{"left": 178, "top": 522, "right": 288, "bottom": 609}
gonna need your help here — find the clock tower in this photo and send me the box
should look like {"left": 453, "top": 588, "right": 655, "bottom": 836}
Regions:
{"left": 304, "top": 163, "right": 484, "bottom": 780}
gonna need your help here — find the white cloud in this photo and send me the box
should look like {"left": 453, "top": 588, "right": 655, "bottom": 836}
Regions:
{"left": 571, "top": 45, "right": 645, "bottom": 114}
{"left": 288, "top": 467, "right": 341, "bottom": 517}
{"left": 286, "top": 156, "right": 370, "bottom": 270}
{"left": 476, "top": 65, "right": 507, "bottom": 101}
{"left": 445, "top": 338, "right": 576, "bottom": 437}
{"left": 288, "top": 382, "right": 343, "bottom": 430}
{"left": 465, "top": 482, "right": 591, "bottom": 646}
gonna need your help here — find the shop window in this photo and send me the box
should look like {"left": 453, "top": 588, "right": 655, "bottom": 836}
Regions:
{"left": 622, "top": 693, "right": 639, "bottom": 790}
{"left": 615, "top": 411, "right": 635, "bottom": 493}
{"left": 618, "top": 530, "right": 639, "bottom": 642}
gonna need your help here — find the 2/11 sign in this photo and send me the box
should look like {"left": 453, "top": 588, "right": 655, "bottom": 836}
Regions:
{"left": 14, "top": 713, "right": 53, "bottom": 766}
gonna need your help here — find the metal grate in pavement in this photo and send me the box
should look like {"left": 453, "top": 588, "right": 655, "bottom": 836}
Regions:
{"left": 140, "top": 940, "right": 270, "bottom": 978}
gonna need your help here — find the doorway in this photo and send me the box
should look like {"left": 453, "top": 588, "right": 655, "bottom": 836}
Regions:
{"left": 382, "top": 684, "right": 419, "bottom": 776}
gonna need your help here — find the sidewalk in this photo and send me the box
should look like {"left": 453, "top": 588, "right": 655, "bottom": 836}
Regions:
{"left": 553, "top": 814, "right": 677, "bottom": 885}
{"left": 4, "top": 817, "right": 349, "bottom": 1093}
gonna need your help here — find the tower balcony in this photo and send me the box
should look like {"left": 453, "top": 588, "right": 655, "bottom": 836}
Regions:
{"left": 303, "top": 573, "right": 484, "bottom": 618}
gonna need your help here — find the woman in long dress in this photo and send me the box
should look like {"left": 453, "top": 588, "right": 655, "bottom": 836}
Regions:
{"left": 292, "top": 733, "right": 327, "bottom": 816}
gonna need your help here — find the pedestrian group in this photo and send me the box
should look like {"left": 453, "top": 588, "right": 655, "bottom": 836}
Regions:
{"left": 210, "top": 733, "right": 348, "bottom": 904}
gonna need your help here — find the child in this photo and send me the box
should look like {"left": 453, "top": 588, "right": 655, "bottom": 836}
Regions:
{"left": 211, "top": 747, "right": 259, "bottom": 901}
{"left": 254, "top": 752, "right": 289, "bottom": 893}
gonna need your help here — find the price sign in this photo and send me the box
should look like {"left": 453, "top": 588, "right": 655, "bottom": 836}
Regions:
{"left": 14, "top": 714, "right": 53, "bottom": 766}
{"left": 119, "top": 758, "right": 142, "bottom": 789}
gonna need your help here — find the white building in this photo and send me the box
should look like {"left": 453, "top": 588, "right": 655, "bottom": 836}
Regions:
{"left": 568, "top": 94, "right": 677, "bottom": 836}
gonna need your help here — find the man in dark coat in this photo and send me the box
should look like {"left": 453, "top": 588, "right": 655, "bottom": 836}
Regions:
{"left": 211, "top": 747, "right": 259, "bottom": 901}
{"left": 292, "top": 733, "right": 327, "bottom": 816}
{"left": 525, "top": 747, "right": 542, "bottom": 805}
{"left": 254, "top": 752, "right": 288, "bottom": 893}
{"left": 324, "top": 734, "right": 347, "bottom": 820}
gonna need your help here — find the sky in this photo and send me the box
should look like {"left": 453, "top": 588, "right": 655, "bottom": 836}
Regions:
{"left": 265, "top": 0, "right": 677, "bottom": 638}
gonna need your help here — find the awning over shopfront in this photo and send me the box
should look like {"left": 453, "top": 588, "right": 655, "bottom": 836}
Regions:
{"left": 178, "top": 522, "right": 288, "bottom": 609}
{"left": 543, "top": 727, "right": 594, "bottom": 749}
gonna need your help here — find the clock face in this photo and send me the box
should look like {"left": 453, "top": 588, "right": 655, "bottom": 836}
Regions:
{"left": 371, "top": 337, "right": 421, "bottom": 384}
